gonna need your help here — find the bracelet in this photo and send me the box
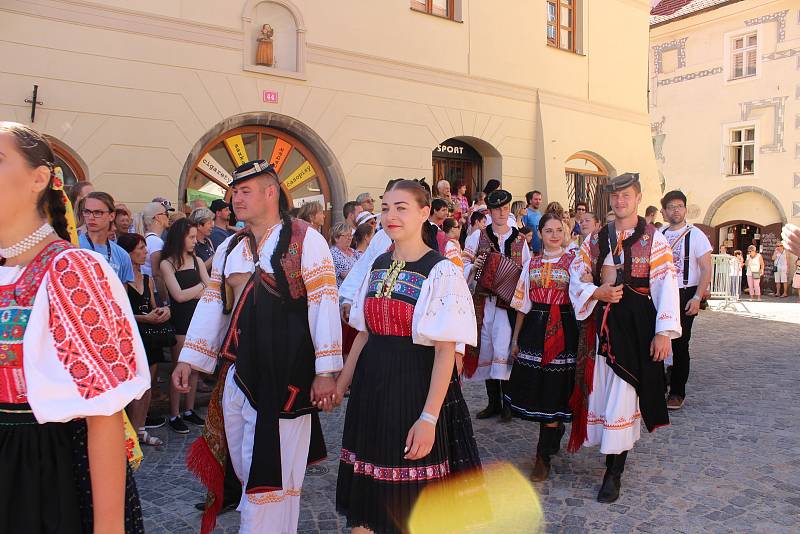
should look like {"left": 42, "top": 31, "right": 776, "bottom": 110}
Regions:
{"left": 317, "top": 372, "right": 335, "bottom": 378}
{"left": 419, "top": 411, "right": 438, "bottom": 425}
{"left": 690, "top": 295, "right": 701, "bottom": 302}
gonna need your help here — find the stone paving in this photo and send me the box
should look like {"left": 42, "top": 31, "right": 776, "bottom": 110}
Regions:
{"left": 135, "top": 309, "right": 800, "bottom": 533}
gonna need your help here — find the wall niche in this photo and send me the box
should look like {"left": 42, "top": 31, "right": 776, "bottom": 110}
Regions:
{"left": 242, "top": 0, "right": 306, "bottom": 79}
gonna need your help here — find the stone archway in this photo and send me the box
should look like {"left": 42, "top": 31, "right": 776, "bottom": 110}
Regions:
{"left": 179, "top": 112, "right": 347, "bottom": 220}
{"left": 703, "top": 186, "right": 786, "bottom": 227}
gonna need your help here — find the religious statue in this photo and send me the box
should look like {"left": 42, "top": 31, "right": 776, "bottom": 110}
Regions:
{"left": 256, "top": 24, "right": 275, "bottom": 67}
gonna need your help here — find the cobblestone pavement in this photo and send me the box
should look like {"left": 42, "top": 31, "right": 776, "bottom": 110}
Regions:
{"left": 136, "top": 309, "right": 800, "bottom": 533}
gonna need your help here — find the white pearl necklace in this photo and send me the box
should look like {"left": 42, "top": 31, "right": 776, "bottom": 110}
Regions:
{"left": 542, "top": 247, "right": 564, "bottom": 258}
{"left": 0, "top": 223, "right": 54, "bottom": 259}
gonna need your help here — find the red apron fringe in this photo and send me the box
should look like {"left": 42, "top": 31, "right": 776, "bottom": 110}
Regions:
{"left": 463, "top": 349, "right": 479, "bottom": 379}
{"left": 541, "top": 302, "right": 565, "bottom": 367}
{"left": 186, "top": 437, "right": 225, "bottom": 534}
{"left": 566, "top": 319, "right": 597, "bottom": 453}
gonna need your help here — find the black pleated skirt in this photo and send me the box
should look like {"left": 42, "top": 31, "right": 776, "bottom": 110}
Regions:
{"left": 442, "top": 377, "right": 481, "bottom": 474}
{"left": 0, "top": 404, "right": 144, "bottom": 534}
{"left": 337, "top": 335, "right": 453, "bottom": 534}
{"left": 504, "top": 302, "right": 578, "bottom": 423}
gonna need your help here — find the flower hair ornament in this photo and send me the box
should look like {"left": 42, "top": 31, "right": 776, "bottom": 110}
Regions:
{"left": 48, "top": 164, "right": 80, "bottom": 245}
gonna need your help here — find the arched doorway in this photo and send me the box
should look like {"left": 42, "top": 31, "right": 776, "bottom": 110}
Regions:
{"left": 565, "top": 152, "right": 611, "bottom": 222}
{"left": 431, "top": 136, "right": 502, "bottom": 203}
{"left": 180, "top": 113, "right": 346, "bottom": 227}
{"left": 46, "top": 137, "right": 87, "bottom": 188}
{"left": 432, "top": 139, "right": 482, "bottom": 201}
{"left": 185, "top": 125, "right": 330, "bottom": 214}
{"left": 706, "top": 187, "right": 786, "bottom": 294}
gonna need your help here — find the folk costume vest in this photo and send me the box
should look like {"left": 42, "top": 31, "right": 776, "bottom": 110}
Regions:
{"left": 463, "top": 226, "right": 526, "bottom": 378}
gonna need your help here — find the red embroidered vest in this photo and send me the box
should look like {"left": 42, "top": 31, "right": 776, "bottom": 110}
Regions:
{"left": 588, "top": 219, "right": 656, "bottom": 288}
{"left": 477, "top": 227, "right": 525, "bottom": 267}
{"left": 0, "top": 240, "right": 72, "bottom": 404}
{"left": 279, "top": 219, "right": 310, "bottom": 300}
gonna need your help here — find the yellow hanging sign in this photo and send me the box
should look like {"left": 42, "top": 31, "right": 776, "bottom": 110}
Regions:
{"left": 284, "top": 161, "right": 316, "bottom": 191}
{"left": 224, "top": 135, "right": 249, "bottom": 167}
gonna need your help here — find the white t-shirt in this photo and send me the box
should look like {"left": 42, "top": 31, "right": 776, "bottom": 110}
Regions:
{"left": 142, "top": 233, "right": 164, "bottom": 278}
{"left": 661, "top": 225, "right": 712, "bottom": 288}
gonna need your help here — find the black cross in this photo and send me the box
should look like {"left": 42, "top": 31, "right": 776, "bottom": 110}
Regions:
{"left": 24, "top": 85, "right": 43, "bottom": 122}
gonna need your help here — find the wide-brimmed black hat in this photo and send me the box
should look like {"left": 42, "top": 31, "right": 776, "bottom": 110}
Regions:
{"left": 601, "top": 172, "right": 640, "bottom": 193}
{"left": 230, "top": 159, "right": 277, "bottom": 188}
{"left": 486, "top": 189, "right": 512, "bottom": 209}
{"left": 483, "top": 179, "right": 501, "bottom": 195}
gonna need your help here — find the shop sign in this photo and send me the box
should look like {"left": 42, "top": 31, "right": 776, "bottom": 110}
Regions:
{"left": 435, "top": 144, "right": 465, "bottom": 155}
{"left": 224, "top": 135, "right": 249, "bottom": 167}
{"left": 284, "top": 161, "right": 316, "bottom": 191}
{"left": 270, "top": 139, "right": 293, "bottom": 173}
{"left": 197, "top": 153, "right": 233, "bottom": 185}
{"left": 433, "top": 140, "right": 479, "bottom": 161}
{"left": 293, "top": 194, "right": 325, "bottom": 209}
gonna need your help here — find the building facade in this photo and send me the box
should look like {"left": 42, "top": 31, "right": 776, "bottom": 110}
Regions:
{"left": 1, "top": 0, "right": 659, "bottom": 221}
{"left": 649, "top": 0, "right": 799, "bottom": 282}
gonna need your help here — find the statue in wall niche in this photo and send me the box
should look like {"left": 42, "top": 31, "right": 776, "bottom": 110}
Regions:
{"left": 256, "top": 24, "right": 275, "bottom": 67}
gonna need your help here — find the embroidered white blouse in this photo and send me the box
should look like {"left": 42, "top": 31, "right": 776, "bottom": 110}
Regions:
{"left": 568, "top": 228, "right": 681, "bottom": 339}
{"left": 348, "top": 258, "right": 477, "bottom": 347}
{"left": 1, "top": 249, "right": 150, "bottom": 423}
{"left": 178, "top": 225, "right": 343, "bottom": 375}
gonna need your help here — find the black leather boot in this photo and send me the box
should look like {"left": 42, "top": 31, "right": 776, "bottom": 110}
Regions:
{"left": 550, "top": 421, "right": 566, "bottom": 456}
{"left": 597, "top": 451, "right": 628, "bottom": 503}
{"left": 530, "top": 425, "right": 554, "bottom": 481}
{"left": 476, "top": 380, "right": 501, "bottom": 419}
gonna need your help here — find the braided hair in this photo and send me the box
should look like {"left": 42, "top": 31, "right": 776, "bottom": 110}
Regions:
{"left": 0, "top": 122, "right": 70, "bottom": 241}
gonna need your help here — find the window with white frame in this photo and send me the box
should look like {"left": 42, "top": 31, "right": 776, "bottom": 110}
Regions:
{"left": 730, "top": 32, "right": 757, "bottom": 80}
{"left": 728, "top": 126, "right": 755, "bottom": 175}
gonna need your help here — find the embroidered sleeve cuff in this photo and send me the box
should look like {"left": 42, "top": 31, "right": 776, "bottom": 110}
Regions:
{"left": 179, "top": 343, "right": 218, "bottom": 374}
{"left": 656, "top": 328, "right": 681, "bottom": 340}
{"left": 315, "top": 355, "right": 343, "bottom": 374}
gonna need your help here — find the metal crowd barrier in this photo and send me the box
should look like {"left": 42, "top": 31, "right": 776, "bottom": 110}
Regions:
{"left": 709, "top": 254, "right": 744, "bottom": 311}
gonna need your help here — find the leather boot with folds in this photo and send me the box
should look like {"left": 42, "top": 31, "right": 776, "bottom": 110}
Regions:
{"left": 476, "top": 379, "right": 501, "bottom": 419}
{"left": 530, "top": 425, "right": 558, "bottom": 481}
{"left": 597, "top": 451, "right": 628, "bottom": 503}
{"left": 550, "top": 421, "right": 566, "bottom": 456}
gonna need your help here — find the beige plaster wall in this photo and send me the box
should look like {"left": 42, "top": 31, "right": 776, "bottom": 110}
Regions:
{"left": 0, "top": 0, "right": 657, "bottom": 215}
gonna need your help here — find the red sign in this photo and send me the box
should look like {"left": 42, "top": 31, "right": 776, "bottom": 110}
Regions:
{"left": 262, "top": 90, "right": 279, "bottom": 103}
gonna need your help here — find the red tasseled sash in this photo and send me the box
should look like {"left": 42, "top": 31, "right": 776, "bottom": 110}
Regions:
{"left": 567, "top": 318, "right": 597, "bottom": 453}
{"left": 186, "top": 361, "right": 233, "bottom": 534}
{"left": 462, "top": 293, "right": 486, "bottom": 379}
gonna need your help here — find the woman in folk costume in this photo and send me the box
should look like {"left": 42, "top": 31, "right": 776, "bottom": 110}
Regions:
{"left": 335, "top": 180, "right": 478, "bottom": 534}
{"left": 0, "top": 122, "right": 150, "bottom": 533}
{"left": 568, "top": 173, "right": 680, "bottom": 503}
{"left": 338, "top": 179, "right": 481, "bottom": 475}
{"left": 505, "top": 213, "right": 578, "bottom": 482}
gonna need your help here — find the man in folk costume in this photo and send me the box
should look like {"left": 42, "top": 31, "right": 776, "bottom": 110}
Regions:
{"left": 462, "top": 189, "right": 531, "bottom": 422}
{"left": 568, "top": 173, "right": 680, "bottom": 503}
{"left": 173, "top": 160, "right": 342, "bottom": 534}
